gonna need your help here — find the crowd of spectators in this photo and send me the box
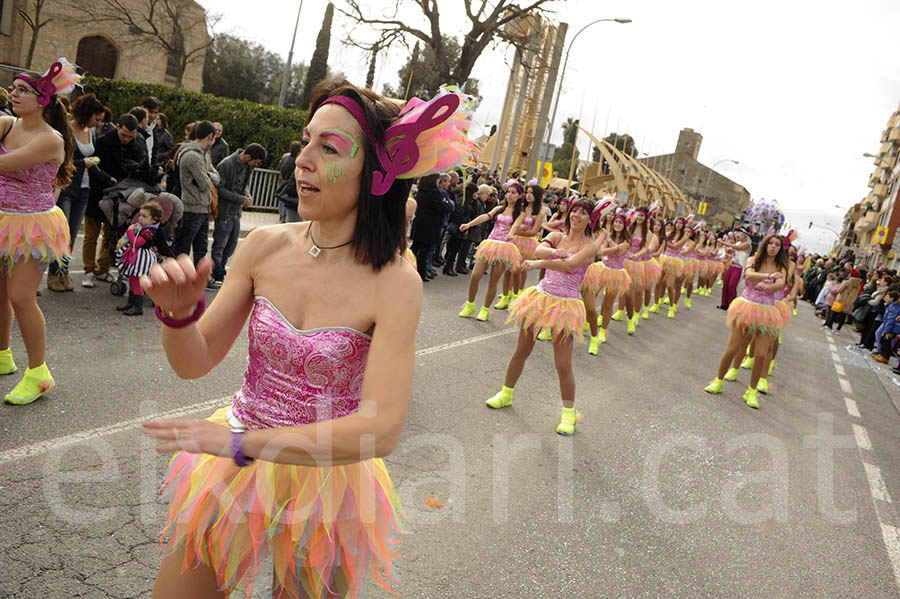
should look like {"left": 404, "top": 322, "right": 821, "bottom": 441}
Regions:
{"left": 36, "top": 93, "right": 269, "bottom": 303}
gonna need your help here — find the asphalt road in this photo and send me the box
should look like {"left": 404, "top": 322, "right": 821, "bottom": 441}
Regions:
{"left": 3, "top": 242, "right": 900, "bottom": 598}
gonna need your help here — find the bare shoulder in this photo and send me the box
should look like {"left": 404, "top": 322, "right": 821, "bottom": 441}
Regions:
{"left": 241, "top": 222, "right": 305, "bottom": 254}
{"left": 545, "top": 231, "right": 564, "bottom": 244}
{"left": 376, "top": 256, "right": 423, "bottom": 304}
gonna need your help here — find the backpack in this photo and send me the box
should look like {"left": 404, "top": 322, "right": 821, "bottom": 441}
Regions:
{"left": 165, "top": 147, "right": 184, "bottom": 198}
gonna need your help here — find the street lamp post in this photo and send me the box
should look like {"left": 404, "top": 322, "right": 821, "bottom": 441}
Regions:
{"left": 277, "top": 0, "right": 305, "bottom": 108}
{"left": 699, "top": 158, "right": 739, "bottom": 214}
{"left": 542, "top": 17, "right": 631, "bottom": 175}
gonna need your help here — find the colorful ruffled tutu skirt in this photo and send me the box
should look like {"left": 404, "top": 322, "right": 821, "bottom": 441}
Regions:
{"left": 625, "top": 258, "right": 661, "bottom": 288}
{"left": 684, "top": 257, "right": 700, "bottom": 278}
{"left": 474, "top": 239, "right": 522, "bottom": 270}
{"left": 507, "top": 286, "right": 585, "bottom": 342}
{"left": 512, "top": 235, "right": 539, "bottom": 262}
{"left": 582, "top": 263, "right": 631, "bottom": 296}
{"left": 159, "top": 407, "right": 403, "bottom": 599}
{"left": 726, "top": 297, "right": 783, "bottom": 337}
{"left": 0, "top": 207, "right": 70, "bottom": 272}
{"left": 775, "top": 299, "right": 792, "bottom": 328}
{"left": 660, "top": 254, "right": 684, "bottom": 277}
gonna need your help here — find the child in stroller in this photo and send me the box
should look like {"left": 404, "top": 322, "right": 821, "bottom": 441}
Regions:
{"left": 114, "top": 199, "right": 175, "bottom": 315}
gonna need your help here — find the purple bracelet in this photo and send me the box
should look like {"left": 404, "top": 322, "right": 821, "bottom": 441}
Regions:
{"left": 154, "top": 296, "right": 206, "bottom": 328}
{"left": 230, "top": 430, "right": 254, "bottom": 467}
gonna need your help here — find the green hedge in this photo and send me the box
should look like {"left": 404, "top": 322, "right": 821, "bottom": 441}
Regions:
{"left": 79, "top": 76, "right": 307, "bottom": 170}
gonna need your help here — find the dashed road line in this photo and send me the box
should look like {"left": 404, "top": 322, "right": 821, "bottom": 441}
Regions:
{"left": 835, "top": 363, "right": 846, "bottom": 376}
{"left": 839, "top": 377, "right": 853, "bottom": 394}
{"left": 845, "top": 397, "right": 861, "bottom": 418}
{"left": 864, "top": 462, "right": 893, "bottom": 503}
{"left": 853, "top": 423, "right": 873, "bottom": 451}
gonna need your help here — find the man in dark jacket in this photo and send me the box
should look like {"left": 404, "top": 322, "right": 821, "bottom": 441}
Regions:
{"left": 210, "top": 122, "right": 230, "bottom": 167}
{"left": 82, "top": 113, "right": 151, "bottom": 285}
{"left": 443, "top": 182, "right": 478, "bottom": 275}
{"left": 208, "top": 144, "right": 267, "bottom": 287}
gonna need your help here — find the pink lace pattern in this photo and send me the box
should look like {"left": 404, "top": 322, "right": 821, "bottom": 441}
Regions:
{"left": 538, "top": 257, "right": 588, "bottom": 299}
{"left": 230, "top": 297, "right": 371, "bottom": 430}
{"left": 741, "top": 279, "right": 776, "bottom": 306}
{"left": 487, "top": 214, "right": 513, "bottom": 241}
{"left": 0, "top": 147, "right": 58, "bottom": 213}
{"left": 603, "top": 250, "right": 627, "bottom": 270}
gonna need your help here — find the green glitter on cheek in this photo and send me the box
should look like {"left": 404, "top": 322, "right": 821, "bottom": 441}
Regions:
{"left": 326, "top": 163, "right": 346, "bottom": 183}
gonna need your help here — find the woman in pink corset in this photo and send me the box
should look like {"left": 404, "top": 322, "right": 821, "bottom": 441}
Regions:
{"left": 141, "top": 79, "right": 475, "bottom": 598}
{"left": 0, "top": 60, "right": 77, "bottom": 405}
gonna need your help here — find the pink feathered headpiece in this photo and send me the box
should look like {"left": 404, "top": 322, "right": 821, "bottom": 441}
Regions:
{"left": 320, "top": 85, "right": 478, "bottom": 196}
{"left": 782, "top": 229, "right": 798, "bottom": 249}
{"left": 14, "top": 58, "right": 81, "bottom": 107}
{"left": 591, "top": 197, "right": 616, "bottom": 227}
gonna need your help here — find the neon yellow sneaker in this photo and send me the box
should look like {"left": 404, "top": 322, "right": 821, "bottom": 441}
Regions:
{"left": 723, "top": 367, "right": 739, "bottom": 382}
{"left": 486, "top": 385, "right": 514, "bottom": 409}
{"left": 537, "top": 329, "right": 552, "bottom": 342}
{"left": 4, "top": 363, "right": 54, "bottom": 405}
{"left": 641, "top": 309, "right": 650, "bottom": 320}
{"left": 663, "top": 296, "right": 670, "bottom": 305}
{"left": 0, "top": 348, "right": 16, "bottom": 375}
{"left": 740, "top": 356, "right": 754, "bottom": 370}
{"left": 588, "top": 335, "right": 600, "bottom": 355}
{"left": 475, "top": 306, "right": 490, "bottom": 322}
{"left": 704, "top": 378, "right": 723, "bottom": 394}
{"left": 685, "top": 297, "right": 692, "bottom": 310}
{"left": 792, "top": 307, "right": 797, "bottom": 316}
{"left": 556, "top": 407, "right": 583, "bottom": 435}
{"left": 743, "top": 387, "right": 759, "bottom": 409}
{"left": 633, "top": 314, "right": 640, "bottom": 328}
{"left": 627, "top": 319, "right": 636, "bottom": 336}
{"left": 667, "top": 306, "right": 676, "bottom": 319}
{"left": 458, "top": 301, "right": 476, "bottom": 318}
{"left": 768, "top": 360, "right": 776, "bottom": 376}
{"left": 598, "top": 327, "right": 608, "bottom": 344}
{"left": 648, "top": 303, "right": 660, "bottom": 314}
{"left": 757, "top": 378, "right": 769, "bottom": 394}
{"left": 717, "top": 279, "right": 723, "bottom": 287}
{"left": 494, "top": 294, "right": 510, "bottom": 310}
{"left": 611, "top": 309, "right": 625, "bottom": 321}
{"left": 681, "top": 287, "right": 687, "bottom": 294}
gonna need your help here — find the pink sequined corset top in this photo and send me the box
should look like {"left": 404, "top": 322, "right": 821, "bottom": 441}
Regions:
{"left": 0, "top": 146, "right": 57, "bottom": 213}
{"left": 488, "top": 214, "right": 513, "bottom": 241}
{"left": 774, "top": 287, "right": 787, "bottom": 301}
{"left": 230, "top": 297, "right": 371, "bottom": 430}
{"left": 663, "top": 244, "right": 682, "bottom": 258}
{"left": 603, "top": 250, "right": 626, "bottom": 270}
{"left": 538, "top": 258, "right": 588, "bottom": 299}
{"left": 741, "top": 279, "right": 776, "bottom": 306}
{"left": 626, "top": 235, "right": 644, "bottom": 259}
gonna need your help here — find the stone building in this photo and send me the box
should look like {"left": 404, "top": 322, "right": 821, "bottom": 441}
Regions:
{"left": 638, "top": 128, "right": 751, "bottom": 228}
{"left": 0, "top": 0, "right": 208, "bottom": 91}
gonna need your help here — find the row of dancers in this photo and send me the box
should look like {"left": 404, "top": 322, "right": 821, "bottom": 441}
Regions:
{"left": 454, "top": 181, "right": 800, "bottom": 432}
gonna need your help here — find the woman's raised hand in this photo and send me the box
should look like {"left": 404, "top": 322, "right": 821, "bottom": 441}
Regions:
{"left": 459, "top": 223, "right": 470, "bottom": 233}
{"left": 141, "top": 255, "right": 213, "bottom": 319}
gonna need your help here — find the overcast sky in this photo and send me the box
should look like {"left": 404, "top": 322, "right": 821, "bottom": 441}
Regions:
{"left": 198, "top": 0, "right": 900, "bottom": 254}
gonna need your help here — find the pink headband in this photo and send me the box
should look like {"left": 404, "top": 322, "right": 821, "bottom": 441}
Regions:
{"left": 14, "top": 60, "right": 81, "bottom": 107}
{"left": 319, "top": 91, "right": 468, "bottom": 196}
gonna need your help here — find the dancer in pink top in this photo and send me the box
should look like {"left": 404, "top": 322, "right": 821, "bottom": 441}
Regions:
{"left": 141, "top": 79, "right": 475, "bottom": 599}
{"left": 0, "top": 60, "right": 78, "bottom": 405}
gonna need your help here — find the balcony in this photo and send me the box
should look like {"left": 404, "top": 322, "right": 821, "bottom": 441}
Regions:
{"left": 890, "top": 127, "right": 900, "bottom": 142}
{"left": 857, "top": 211, "right": 879, "bottom": 233}
{"left": 882, "top": 141, "right": 894, "bottom": 154}
{"left": 874, "top": 183, "right": 889, "bottom": 197}
{"left": 890, "top": 113, "right": 900, "bottom": 128}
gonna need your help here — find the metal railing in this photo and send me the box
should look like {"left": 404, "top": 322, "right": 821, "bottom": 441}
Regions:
{"left": 246, "top": 168, "right": 282, "bottom": 212}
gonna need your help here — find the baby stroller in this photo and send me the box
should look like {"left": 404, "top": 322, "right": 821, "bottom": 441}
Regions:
{"left": 98, "top": 187, "right": 182, "bottom": 296}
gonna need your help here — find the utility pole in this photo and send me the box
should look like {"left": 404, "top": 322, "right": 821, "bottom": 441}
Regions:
{"left": 278, "top": 0, "right": 304, "bottom": 108}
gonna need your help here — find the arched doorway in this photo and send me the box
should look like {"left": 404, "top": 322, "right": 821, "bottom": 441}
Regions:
{"left": 76, "top": 36, "right": 118, "bottom": 78}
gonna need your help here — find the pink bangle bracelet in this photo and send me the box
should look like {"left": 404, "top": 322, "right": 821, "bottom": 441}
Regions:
{"left": 154, "top": 296, "right": 207, "bottom": 328}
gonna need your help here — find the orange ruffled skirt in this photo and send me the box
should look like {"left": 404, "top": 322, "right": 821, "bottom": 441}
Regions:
{"left": 507, "top": 286, "right": 586, "bottom": 342}
{"left": 625, "top": 258, "right": 661, "bottom": 288}
{"left": 660, "top": 254, "right": 684, "bottom": 277}
{"left": 582, "top": 263, "right": 631, "bottom": 296}
{"left": 776, "top": 299, "right": 792, "bottom": 329}
{"left": 727, "top": 297, "right": 784, "bottom": 338}
{"left": 0, "top": 207, "right": 70, "bottom": 272}
{"left": 512, "top": 235, "right": 539, "bottom": 262}
{"left": 474, "top": 239, "right": 522, "bottom": 270}
{"left": 158, "top": 408, "right": 403, "bottom": 599}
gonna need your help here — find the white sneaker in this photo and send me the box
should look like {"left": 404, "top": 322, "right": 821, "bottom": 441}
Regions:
{"left": 82, "top": 273, "right": 95, "bottom": 288}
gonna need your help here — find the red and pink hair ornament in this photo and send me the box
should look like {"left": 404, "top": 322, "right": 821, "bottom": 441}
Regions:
{"left": 782, "top": 229, "right": 798, "bottom": 250}
{"left": 613, "top": 208, "right": 627, "bottom": 225}
{"left": 505, "top": 178, "right": 524, "bottom": 195}
{"left": 647, "top": 201, "right": 660, "bottom": 218}
{"left": 560, "top": 194, "right": 578, "bottom": 210}
{"left": 590, "top": 197, "right": 616, "bottom": 228}
{"left": 14, "top": 58, "right": 81, "bottom": 107}
{"left": 319, "top": 84, "right": 478, "bottom": 196}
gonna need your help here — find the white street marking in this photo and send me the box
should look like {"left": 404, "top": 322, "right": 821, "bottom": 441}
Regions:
{"left": 839, "top": 378, "right": 853, "bottom": 394}
{"left": 845, "top": 397, "right": 861, "bottom": 418}
{"left": 835, "top": 364, "right": 846, "bottom": 376}
{"left": 864, "top": 462, "right": 893, "bottom": 503}
{"left": 880, "top": 524, "right": 900, "bottom": 597}
{"left": 853, "top": 424, "right": 873, "bottom": 451}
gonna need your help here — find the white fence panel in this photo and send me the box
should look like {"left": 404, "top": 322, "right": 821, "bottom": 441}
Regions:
{"left": 247, "top": 169, "right": 282, "bottom": 212}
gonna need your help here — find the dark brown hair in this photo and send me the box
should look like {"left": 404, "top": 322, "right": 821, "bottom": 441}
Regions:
{"left": 40, "top": 94, "right": 75, "bottom": 188}
{"left": 750, "top": 233, "right": 789, "bottom": 275}
{"left": 70, "top": 93, "right": 105, "bottom": 128}
{"left": 306, "top": 77, "right": 409, "bottom": 270}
